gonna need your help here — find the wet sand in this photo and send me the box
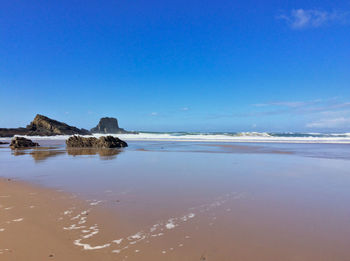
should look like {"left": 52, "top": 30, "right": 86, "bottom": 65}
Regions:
{"left": 2, "top": 177, "right": 350, "bottom": 261}
{"left": 0, "top": 178, "right": 248, "bottom": 261}
{"left": 1, "top": 141, "right": 350, "bottom": 260}
{"left": 0, "top": 178, "right": 122, "bottom": 260}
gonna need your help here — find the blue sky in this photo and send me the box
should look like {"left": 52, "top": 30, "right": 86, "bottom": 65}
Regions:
{"left": 1, "top": 0, "right": 349, "bottom": 132}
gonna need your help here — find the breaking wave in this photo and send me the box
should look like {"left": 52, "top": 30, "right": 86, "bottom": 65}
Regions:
{"left": 4, "top": 132, "right": 350, "bottom": 144}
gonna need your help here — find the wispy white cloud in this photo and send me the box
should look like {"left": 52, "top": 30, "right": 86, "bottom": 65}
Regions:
{"left": 181, "top": 107, "right": 189, "bottom": 111}
{"left": 278, "top": 9, "right": 349, "bottom": 29}
{"left": 202, "top": 99, "right": 350, "bottom": 131}
{"left": 150, "top": 112, "right": 158, "bottom": 116}
{"left": 253, "top": 101, "right": 310, "bottom": 108}
{"left": 306, "top": 117, "right": 350, "bottom": 128}
{"left": 252, "top": 98, "right": 350, "bottom": 114}
{"left": 252, "top": 99, "right": 330, "bottom": 111}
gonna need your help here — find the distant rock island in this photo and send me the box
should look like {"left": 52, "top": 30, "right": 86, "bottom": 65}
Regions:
{"left": 91, "top": 117, "right": 134, "bottom": 134}
{"left": 0, "top": 114, "right": 91, "bottom": 137}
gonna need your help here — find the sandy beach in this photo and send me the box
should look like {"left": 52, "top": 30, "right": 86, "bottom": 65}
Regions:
{"left": 2, "top": 0, "right": 349, "bottom": 259}
{"left": 1, "top": 140, "right": 350, "bottom": 260}
{"left": 0, "top": 178, "right": 123, "bottom": 260}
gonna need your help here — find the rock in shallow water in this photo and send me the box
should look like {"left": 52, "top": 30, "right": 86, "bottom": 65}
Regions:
{"left": 66, "top": 135, "right": 128, "bottom": 148}
{"left": 10, "top": 137, "right": 39, "bottom": 149}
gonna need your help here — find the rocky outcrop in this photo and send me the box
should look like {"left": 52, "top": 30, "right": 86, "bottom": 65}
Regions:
{"left": 91, "top": 117, "right": 133, "bottom": 134}
{"left": 0, "top": 114, "right": 91, "bottom": 137}
{"left": 96, "top": 135, "right": 128, "bottom": 148}
{"left": 66, "top": 135, "right": 128, "bottom": 148}
{"left": 0, "top": 128, "right": 31, "bottom": 137}
{"left": 10, "top": 137, "right": 39, "bottom": 149}
{"left": 27, "top": 114, "right": 91, "bottom": 136}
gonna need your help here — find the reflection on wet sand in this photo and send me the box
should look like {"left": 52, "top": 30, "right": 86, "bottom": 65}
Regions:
{"left": 200, "top": 143, "right": 293, "bottom": 154}
{"left": 31, "top": 150, "right": 66, "bottom": 162}
{"left": 135, "top": 143, "right": 293, "bottom": 155}
{"left": 67, "top": 148, "right": 122, "bottom": 160}
{"left": 12, "top": 147, "right": 123, "bottom": 162}
{"left": 12, "top": 147, "right": 66, "bottom": 162}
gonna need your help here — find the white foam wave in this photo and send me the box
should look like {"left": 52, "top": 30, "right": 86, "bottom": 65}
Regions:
{"left": 112, "top": 132, "right": 350, "bottom": 143}
{"left": 60, "top": 192, "right": 243, "bottom": 254}
{"left": 74, "top": 239, "right": 111, "bottom": 250}
{"left": 8, "top": 132, "right": 350, "bottom": 144}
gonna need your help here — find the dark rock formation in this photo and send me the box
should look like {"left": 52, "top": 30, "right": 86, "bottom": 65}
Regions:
{"left": 27, "top": 114, "right": 91, "bottom": 136}
{"left": 0, "top": 114, "right": 91, "bottom": 137}
{"left": 66, "top": 136, "right": 96, "bottom": 147}
{"left": 10, "top": 137, "right": 39, "bottom": 149}
{"left": 0, "top": 128, "right": 31, "bottom": 137}
{"left": 66, "top": 135, "right": 128, "bottom": 148}
{"left": 91, "top": 117, "right": 133, "bottom": 134}
{"left": 97, "top": 135, "right": 128, "bottom": 148}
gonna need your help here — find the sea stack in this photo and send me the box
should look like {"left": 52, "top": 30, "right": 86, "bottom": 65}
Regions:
{"left": 91, "top": 117, "right": 131, "bottom": 134}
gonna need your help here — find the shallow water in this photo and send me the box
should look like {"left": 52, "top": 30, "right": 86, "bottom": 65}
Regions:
{"left": 1, "top": 140, "right": 350, "bottom": 260}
